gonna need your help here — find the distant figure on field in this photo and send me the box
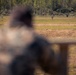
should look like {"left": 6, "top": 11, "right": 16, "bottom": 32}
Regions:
{"left": 51, "top": 11, "right": 55, "bottom": 20}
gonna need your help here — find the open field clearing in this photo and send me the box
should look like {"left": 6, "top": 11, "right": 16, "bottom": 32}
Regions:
{"left": 34, "top": 16, "right": 76, "bottom": 38}
{"left": 0, "top": 16, "right": 76, "bottom": 75}
{"left": 34, "top": 16, "right": 76, "bottom": 24}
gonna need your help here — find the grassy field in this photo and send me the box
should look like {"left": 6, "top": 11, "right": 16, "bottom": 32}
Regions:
{"left": 34, "top": 16, "right": 76, "bottom": 24}
{"left": 0, "top": 16, "right": 76, "bottom": 75}
{"left": 33, "top": 16, "right": 76, "bottom": 39}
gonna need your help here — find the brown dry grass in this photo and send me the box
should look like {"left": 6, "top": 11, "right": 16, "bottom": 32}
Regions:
{"left": 36, "top": 30, "right": 76, "bottom": 39}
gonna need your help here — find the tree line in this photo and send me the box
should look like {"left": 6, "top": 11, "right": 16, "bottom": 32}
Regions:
{"left": 0, "top": 0, "right": 76, "bottom": 16}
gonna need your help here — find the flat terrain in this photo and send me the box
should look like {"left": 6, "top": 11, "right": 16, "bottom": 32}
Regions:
{"left": 33, "top": 16, "right": 76, "bottom": 39}
{"left": 0, "top": 16, "right": 76, "bottom": 75}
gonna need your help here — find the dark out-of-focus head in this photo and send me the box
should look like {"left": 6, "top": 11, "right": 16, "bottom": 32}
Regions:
{"left": 9, "top": 5, "right": 33, "bottom": 28}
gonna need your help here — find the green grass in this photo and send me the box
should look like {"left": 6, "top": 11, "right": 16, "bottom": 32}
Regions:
{"left": 0, "top": 16, "right": 9, "bottom": 25}
{"left": 0, "top": 16, "right": 76, "bottom": 25}
{"left": 34, "top": 16, "right": 76, "bottom": 24}
{"left": 34, "top": 16, "right": 76, "bottom": 30}
{"left": 35, "top": 25, "right": 76, "bottom": 30}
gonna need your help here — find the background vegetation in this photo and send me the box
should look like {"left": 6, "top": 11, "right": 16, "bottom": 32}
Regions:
{"left": 0, "top": 0, "right": 76, "bottom": 16}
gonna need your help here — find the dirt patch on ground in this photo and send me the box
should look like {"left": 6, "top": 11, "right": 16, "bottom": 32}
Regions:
{"left": 36, "top": 30, "right": 76, "bottom": 39}
{"left": 34, "top": 24, "right": 76, "bottom": 26}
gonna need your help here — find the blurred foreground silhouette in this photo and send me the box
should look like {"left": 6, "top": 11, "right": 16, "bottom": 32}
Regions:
{"left": 0, "top": 5, "right": 62, "bottom": 75}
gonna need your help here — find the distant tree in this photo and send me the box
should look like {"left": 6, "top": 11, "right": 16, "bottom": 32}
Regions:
{"left": 0, "top": 0, "right": 76, "bottom": 16}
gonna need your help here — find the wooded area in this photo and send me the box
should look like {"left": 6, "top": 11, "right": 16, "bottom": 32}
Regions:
{"left": 0, "top": 0, "right": 76, "bottom": 16}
